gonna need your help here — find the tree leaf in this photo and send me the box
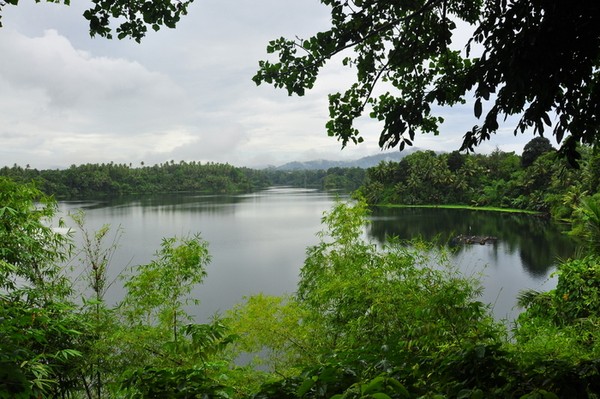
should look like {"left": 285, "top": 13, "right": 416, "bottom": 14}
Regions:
{"left": 474, "top": 98, "right": 483, "bottom": 118}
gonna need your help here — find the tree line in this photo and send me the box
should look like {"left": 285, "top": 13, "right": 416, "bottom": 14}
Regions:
{"left": 0, "top": 161, "right": 366, "bottom": 197}
{"left": 4, "top": 137, "right": 599, "bottom": 225}
{"left": 358, "top": 138, "right": 600, "bottom": 221}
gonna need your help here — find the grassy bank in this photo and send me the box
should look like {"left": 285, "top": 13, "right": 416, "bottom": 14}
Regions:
{"left": 378, "top": 203, "right": 541, "bottom": 215}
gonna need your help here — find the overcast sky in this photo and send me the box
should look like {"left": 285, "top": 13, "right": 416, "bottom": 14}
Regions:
{"left": 0, "top": 0, "right": 536, "bottom": 169}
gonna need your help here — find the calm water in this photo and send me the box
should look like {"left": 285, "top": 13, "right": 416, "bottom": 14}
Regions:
{"left": 368, "top": 207, "right": 576, "bottom": 321}
{"left": 58, "top": 188, "right": 576, "bottom": 323}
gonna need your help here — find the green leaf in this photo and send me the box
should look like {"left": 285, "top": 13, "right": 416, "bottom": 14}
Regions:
{"left": 361, "top": 376, "right": 385, "bottom": 395}
{"left": 296, "top": 376, "right": 316, "bottom": 396}
{"left": 371, "top": 394, "right": 392, "bottom": 399}
{"left": 474, "top": 98, "right": 482, "bottom": 118}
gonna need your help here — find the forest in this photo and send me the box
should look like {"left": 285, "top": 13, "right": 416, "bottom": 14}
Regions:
{"left": 2, "top": 136, "right": 600, "bottom": 398}
{"left": 0, "top": 161, "right": 366, "bottom": 197}
{"left": 358, "top": 138, "right": 600, "bottom": 221}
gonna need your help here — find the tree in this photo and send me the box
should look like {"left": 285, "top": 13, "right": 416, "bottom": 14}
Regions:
{"left": 0, "top": 0, "right": 193, "bottom": 42}
{"left": 121, "top": 235, "right": 210, "bottom": 343}
{"left": 254, "top": 0, "right": 600, "bottom": 164}
{"left": 521, "top": 137, "right": 555, "bottom": 168}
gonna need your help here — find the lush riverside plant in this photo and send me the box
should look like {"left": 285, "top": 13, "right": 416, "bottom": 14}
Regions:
{"left": 0, "top": 177, "right": 83, "bottom": 398}
{"left": 354, "top": 142, "right": 600, "bottom": 224}
{"left": 237, "top": 200, "right": 600, "bottom": 399}
{"left": 0, "top": 177, "right": 235, "bottom": 398}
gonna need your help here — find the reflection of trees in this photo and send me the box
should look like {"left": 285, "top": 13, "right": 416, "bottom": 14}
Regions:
{"left": 367, "top": 207, "right": 576, "bottom": 276}
{"left": 62, "top": 193, "right": 249, "bottom": 214}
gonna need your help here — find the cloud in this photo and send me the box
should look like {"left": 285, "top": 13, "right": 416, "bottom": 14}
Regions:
{"left": 0, "top": 29, "right": 189, "bottom": 129}
{"left": 0, "top": 28, "right": 199, "bottom": 167}
{"left": 0, "top": 1, "right": 531, "bottom": 170}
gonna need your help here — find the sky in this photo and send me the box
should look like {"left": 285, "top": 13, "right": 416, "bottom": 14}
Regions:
{"left": 0, "top": 0, "right": 536, "bottom": 170}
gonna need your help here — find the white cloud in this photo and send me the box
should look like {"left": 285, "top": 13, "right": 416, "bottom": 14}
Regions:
{"left": 0, "top": 29, "right": 189, "bottom": 127}
{"left": 0, "top": 1, "right": 531, "bottom": 170}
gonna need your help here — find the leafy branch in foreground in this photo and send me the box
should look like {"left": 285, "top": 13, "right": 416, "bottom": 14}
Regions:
{"left": 0, "top": 0, "right": 194, "bottom": 42}
{"left": 255, "top": 0, "right": 600, "bottom": 165}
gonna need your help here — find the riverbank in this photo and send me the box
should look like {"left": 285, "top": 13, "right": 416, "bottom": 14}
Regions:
{"left": 378, "top": 203, "right": 541, "bottom": 215}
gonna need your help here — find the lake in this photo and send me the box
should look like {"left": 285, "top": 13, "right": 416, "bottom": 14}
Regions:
{"left": 58, "top": 187, "right": 576, "bottom": 323}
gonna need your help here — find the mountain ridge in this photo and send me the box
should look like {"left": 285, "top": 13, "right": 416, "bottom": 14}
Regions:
{"left": 271, "top": 149, "right": 417, "bottom": 170}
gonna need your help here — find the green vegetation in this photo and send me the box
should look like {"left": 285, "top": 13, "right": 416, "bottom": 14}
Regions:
{"left": 0, "top": 162, "right": 367, "bottom": 197}
{"left": 0, "top": 0, "right": 193, "bottom": 42}
{"left": 357, "top": 143, "right": 600, "bottom": 222}
{"left": 2, "top": 176, "right": 599, "bottom": 398}
{"left": 0, "top": 161, "right": 270, "bottom": 197}
{"left": 264, "top": 167, "right": 366, "bottom": 191}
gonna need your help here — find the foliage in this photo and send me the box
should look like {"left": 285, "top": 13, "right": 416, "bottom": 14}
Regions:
{"left": 2, "top": 176, "right": 600, "bottom": 398}
{"left": 244, "top": 200, "right": 525, "bottom": 398}
{"left": 0, "top": 0, "right": 193, "bottom": 42}
{"left": 119, "top": 322, "right": 236, "bottom": 399}
{"left": 0, "top": 181, "right": 236, "bottom": 399}
{"left": 357, "top": 143, "right": 591, "bottom": 219}
{"left": 225, "top": 294, "right": 314, "bottom": 376}
{"left": 121, "top": 234, "right": 211, "bottom": 346}
{"left": 262, "top": 167, "right": 366, "bottom": 191}
{"left": 569, "top": 196, "right": 600, "bottom": 255}
{"left": 0, "top": 177, "right": 71, "bottom": 288}
{"left": 521, "top": 137, "right": 555, "bottom": 168}
{"left": 297, "top": 199, "right": 501, "bottom": 359}
{"left": 514, "top": 255, "right": 600, "bottom": 397}
{"left": 0, "top": 162, "right": 367, "bottom": 198}
{"left": 0, "top": 177, "right": 84, "bottom": 398}
{"left": 69, "top": 211, "right": 126, "bottom": 398}
{"left": 120, "top": 364, "right": 233, "bottom": 399}
{"left": 254, "top": 0, "right": 600, "bottom": 164}
{"left": 243, "top": 199, "right": 600, "bottom": 399}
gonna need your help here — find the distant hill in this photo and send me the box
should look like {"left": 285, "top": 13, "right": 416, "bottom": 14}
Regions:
{"left": 274, "top": 149, "right": 416, "bottom": 170}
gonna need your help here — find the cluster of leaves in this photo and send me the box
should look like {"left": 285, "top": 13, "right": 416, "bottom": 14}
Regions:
{"left": 0, "top": 0, "right": 193, "bottom": 42}
{"left": 0, "top": 177, "right": 235, "bottom": 398}
{"left": 0, "top": 177, "right": 82, "bottom": 398}
{"left": 254, "top": 0, "right": 479, "bottom": 151}
{"left": 514, "top": 255, "right": 600, "bottom": 397}
{"left": 237, "top": 200, "right": 600, "bottom": 398}
{"left": 255, "top": 0, "right": 600, "bottom": 164}
{"left": 357, "top": 141, "right": 598, "bottom": 218}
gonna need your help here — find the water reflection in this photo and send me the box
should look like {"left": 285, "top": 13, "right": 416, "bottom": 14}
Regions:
{"left": 367, "top": 206, "right": 577, "bottom": 321}
{"left": 58, "top": 188, "right": 341, "bottom": 322}
{"left": 58, "top": 192, "right": 577, "bottom": 324}
{"left": 368, "top": 207, "right": 575, "bottom": 277}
